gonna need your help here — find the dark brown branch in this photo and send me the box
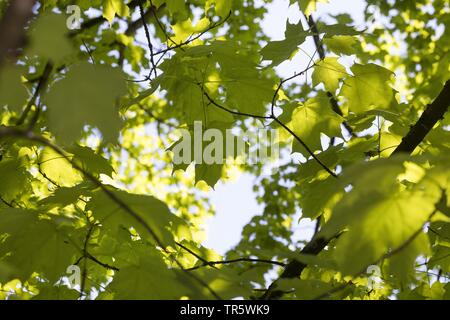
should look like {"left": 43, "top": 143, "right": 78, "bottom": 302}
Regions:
{"left": 393, "top": 80, "right": 450, "bottom": 155}
{"left": 259, "top": 234, "right": 338, "bottom": 300}
{"left": 118, "top": 5, "right": 158, "bottom": 67}
{"left": 82, "top": 39, "right": 95, "bottom": 64}
{"left": 138, "top": 2, "right": 158, "bottom": 80}
{"left": 126, "top": 5, "right": 160, "bottom": 36}
{"left": 0, "top": 0, "right": 36, "bottom": 67}
{"left": 16, "top": 62, "right": 53, "bottom": 126}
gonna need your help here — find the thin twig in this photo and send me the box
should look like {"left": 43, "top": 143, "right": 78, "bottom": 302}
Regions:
{"left": 80, "top": 224, "right": 94, "bottom": 299}
{"left": 185, "top": 258, "right": 286, "bottom": 271}
{"left": 138, "top": 2, "right": 158, "bottom": 80}
{"left": 16, "top": 62, "right": 53, "bottom": 126}
{"left": 200, "top": 86, "right": 272, "bottom": 120}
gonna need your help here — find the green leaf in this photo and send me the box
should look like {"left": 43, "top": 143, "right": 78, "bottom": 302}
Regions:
{"left": 122, "top": 82, "right": 160, "bottom": 110}
{"left": 290, "top": 0, "right": 329, "bottom": 16}
{"left": 277, "top": 278, "right": 333, "bottom": 299}
{"left": 161, "top": 40, "right": 273, "bottom": 119}
{"left": 298, "top": 143, "right": 340, "bottom": 179}
{"left": 317, "top": 22, "right": 362, "bottom": 37}
{"left": 0, "top": 65, "right": 28, "bottom": 112}
{"left": 168, "top": 123, "right": 242, "bottom": 188}
{"left": 321, "top": 159, "right": 441, "bottom": 275}
{"left": 421, "top": 282, "right": 445, "bottom": 300}
{"left": 340, "top": 63, "right": 395, "bottom": 114}
{"left": 323, "top": 35, "right": 359, "bottom": 55}
{"left": 312, "top": 57, "right": 347, "bottom": 93}
{"left": 165, "top": 0, "right": 185, "bottom": 16}
{"left": 38, "top": 147, "right": 82, "bottom": 187}
{"left": 102, "top": 0, "right": 130, "bottom": 24}
{"left": 32, "top": 283, "right": 79, "bottom": 300}
{"left": 428, "top": 245, "right": 450, "bottom": 273}
{"left": 284, "top": 95, "right": 343, "bottom": 154}
{"left": 206, "top": 0, "right": 233, "bottom": 18}
{"left": 28, "top": 13, "right": 74, "bottom": 61}
{"left": 0, "top": 209, "right": 79, "bottom": 282}
{"left": 44, "top": 63, "right": 127, "bottom": 144}
{"left": 87, "top": 188, "right": 186, "bottom": 247}
{"left": 39, "top": 182, "right": 94, "bottom": 209}
{"left": 159, "top": 48, "right": 226, "bottom": 124}
{"left": 387, "top": 232, "right": 430, "bottom": 283}
{"left": 195, "top": 41, "right": 274, "bottom": 116}
{"left": 195, "top": 163, "right": 223, "bottom": 188}
{"left": 0, "top": 158, "right": 32, "bottom": 203}
{"left": 108, "top": 242, "right": 189, "bottom": 299}
{"left": 68, "top": 145, "right": 114, "bottom": 177}
{"left": 299, "top": 175, "right": 342, "bottom": 219}
{"left": 187, "top": 268, "right": 253, "bottom": 299}
{"left": 261, "top": 21, "right": 308, "bottom": 66}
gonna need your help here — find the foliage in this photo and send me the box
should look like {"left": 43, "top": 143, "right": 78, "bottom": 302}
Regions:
{"left": 0, "top": 0, "right": 449, "bottom": 300}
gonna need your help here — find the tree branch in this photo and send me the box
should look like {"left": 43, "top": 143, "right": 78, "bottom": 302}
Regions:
{"left": 185, "top": 258, "right": 286, "bottom": 271}
{"left": 138, "top": 2, "right": 158, "bottom": 80}
{"left": 85, "top": 252, "right": 120, "bottom": 272}
{"left": 393, "top": 80, "right": 450, "bottom": 155}
{"left": 259, "top": 233, "right": 339, "bottom": 299}
{"left": 80, "top": 224, "right": 94, "bottom": 299}
{"left": 200, "top": 86, "right": 272, "bottom": 120}
{"left": 0, "top": 0, "right": 36, "bottom": 67}
{"left": 16, "top": 61, "right": 53, "bottom": 127}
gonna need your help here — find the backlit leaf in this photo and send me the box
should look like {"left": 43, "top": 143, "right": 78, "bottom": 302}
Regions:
{"left": 44, "top": 63, "right": 127, "bottom": 144}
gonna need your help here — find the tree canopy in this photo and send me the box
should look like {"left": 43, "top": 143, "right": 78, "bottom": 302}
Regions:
{"left": 0, "top": 0, "right": 449, "bottom": 300}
